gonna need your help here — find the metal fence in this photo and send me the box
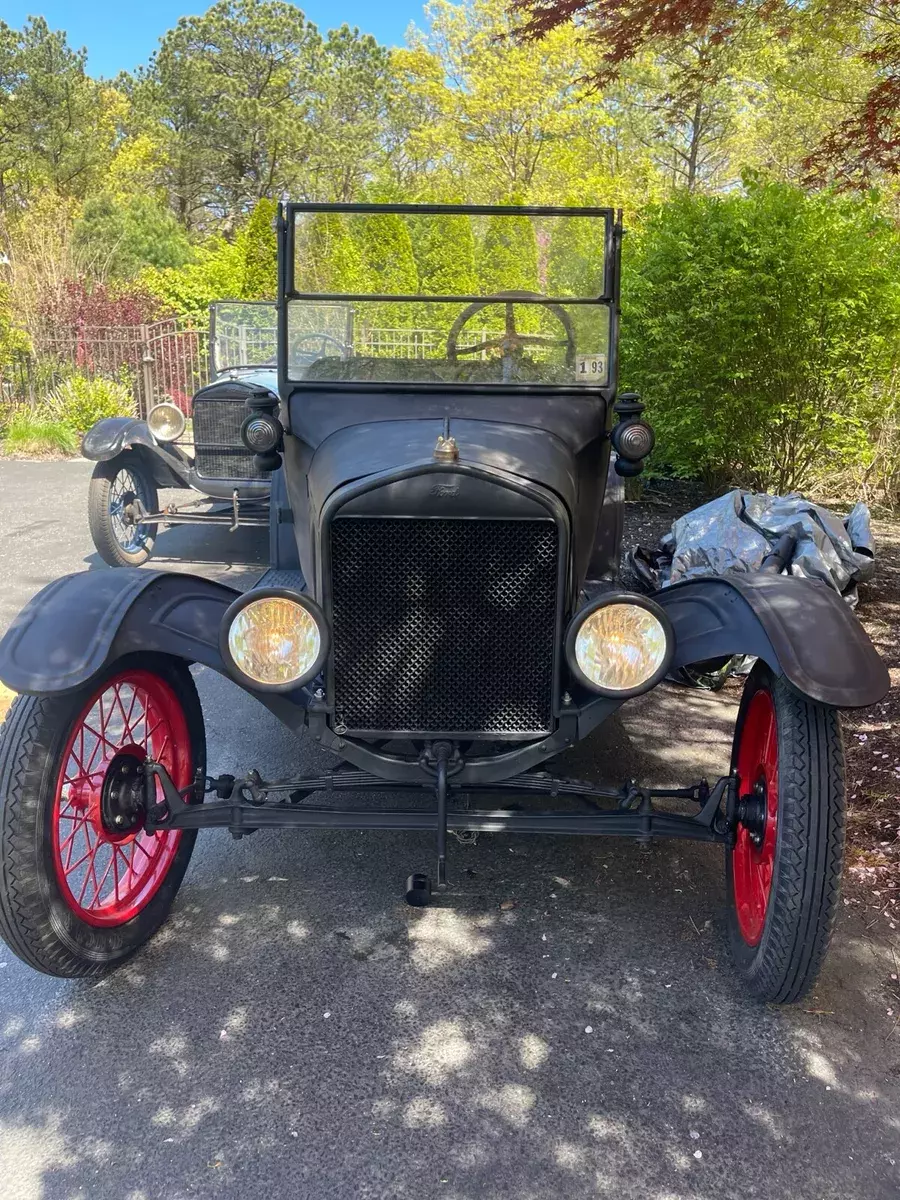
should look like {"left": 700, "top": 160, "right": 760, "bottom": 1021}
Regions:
{"left": 0, "top": 318, "right": 507, "bottom": 422}
{"left": 1, "top": 319, "right": 210, "bottom": 419}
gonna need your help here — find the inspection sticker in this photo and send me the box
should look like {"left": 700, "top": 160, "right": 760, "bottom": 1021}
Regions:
{"left": 575, "top": 353, "right": 607, "bottom": 381}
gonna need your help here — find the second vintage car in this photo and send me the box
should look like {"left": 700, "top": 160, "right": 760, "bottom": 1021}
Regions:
{"left": 80, "top": 300, "right": 353, "bottom": 565}
{"left": 0, "top": 202, "right": 889, "bottom": 1002}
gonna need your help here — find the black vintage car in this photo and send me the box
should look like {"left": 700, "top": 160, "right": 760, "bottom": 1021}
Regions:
{"left": 0, "top": 203, "right": 889, "bottom": 1002}
{"left": 80, "top": 300, "right": 353, "bottom": 565}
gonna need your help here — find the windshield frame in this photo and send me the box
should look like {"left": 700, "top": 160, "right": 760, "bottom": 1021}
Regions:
{"left": 209, "top": 300, "right": 279, "bottom": 376}
{"left": 278, "top": 201, "right": 622, "bottom": 397}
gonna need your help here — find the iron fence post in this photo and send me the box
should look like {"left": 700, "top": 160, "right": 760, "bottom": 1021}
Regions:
{"left": 139, "top": 325, "right": 154, "bottom": 419}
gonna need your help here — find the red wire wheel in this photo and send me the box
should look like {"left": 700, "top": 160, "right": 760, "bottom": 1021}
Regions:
{"left": 731, "top": 687, "right": 779, "bottom": 946}
{"left": 726, "top": 662, "right": 846, "bottom": 1004}
{"left": 51, "top": 670, "right": 192, "bottom": 926}
{"left": 0, "top": 654, "right": 204, "bottom": 977}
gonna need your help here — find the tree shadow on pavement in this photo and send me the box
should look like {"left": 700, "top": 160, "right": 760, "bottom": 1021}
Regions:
{"left": 0, "top": 679, "right": 897, "bottom": 1200}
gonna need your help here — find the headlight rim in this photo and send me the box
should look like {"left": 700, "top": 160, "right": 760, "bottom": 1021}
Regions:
{"left": 219, "top": 587, "right": 330, "bottom": 693}
{"left": 564, "top": 592, "right": 674, "bottom": 698}
{"left": 146, "top": 400, "right": 186, "bottom": 444}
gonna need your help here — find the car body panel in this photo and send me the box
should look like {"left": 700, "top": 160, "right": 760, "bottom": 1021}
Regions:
{"left": 0, "top": 566, "right": 887, "bottom": 713}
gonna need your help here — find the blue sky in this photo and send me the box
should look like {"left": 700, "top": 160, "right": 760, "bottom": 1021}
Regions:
{"left": 4, "top": 0, "right": 428, "bottom": 78}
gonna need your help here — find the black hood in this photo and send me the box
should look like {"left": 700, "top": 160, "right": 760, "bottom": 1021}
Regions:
{"left": 306, "top": 418, "right": 579, "bottom": 519}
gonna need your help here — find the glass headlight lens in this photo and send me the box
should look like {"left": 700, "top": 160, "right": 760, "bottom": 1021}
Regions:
{"left": 147, "top": 401, "right": 186, "bottom": 442}
{"left": 573, "top": 602, "right": 669, "bottom": 693}
{"left": 227, "top": 596, "right": 322, "bottom": 687}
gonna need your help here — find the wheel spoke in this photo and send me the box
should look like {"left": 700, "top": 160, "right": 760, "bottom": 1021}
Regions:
{"left": 132, "top": 836, "right": 154, "bottom": 864}
{"left": 93, "top": 851, "right": 116, "bottom": 906}
{"left": 83, "top": 722, "right": 118, "bottom": 757}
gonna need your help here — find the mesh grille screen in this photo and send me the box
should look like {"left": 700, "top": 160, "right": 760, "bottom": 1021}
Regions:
{"left": 192, "top": 397, "right": 271, "bottom": 480}
{"left": 330, "top": 516, "right": 559, "bottom": 735}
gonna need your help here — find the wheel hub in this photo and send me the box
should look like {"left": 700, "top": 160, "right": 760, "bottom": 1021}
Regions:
{"left": 737, "top": 779, "right": 767, "bottom": 848}
{"left": 98, "top": 749, "right": 146, "bottom": 839}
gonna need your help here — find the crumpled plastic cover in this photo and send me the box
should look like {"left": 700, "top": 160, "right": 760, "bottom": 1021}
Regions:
{"left": 651, "top": 490, "right": 875, "bottom": 605}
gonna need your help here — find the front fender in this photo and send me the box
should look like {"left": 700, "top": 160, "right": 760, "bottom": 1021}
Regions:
{"left": 656, "top": 574, "right": 889, "bottom": 708}
{"left": 0, "top": 570, "right": 307, "bottom": 727}
{"left": 81, "top": 418, "right": 193, "bottom": 488}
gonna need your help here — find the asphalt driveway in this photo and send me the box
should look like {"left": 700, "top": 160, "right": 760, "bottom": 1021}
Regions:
{"left": 0, "top": 458, "right": 897, "bottom": 1200}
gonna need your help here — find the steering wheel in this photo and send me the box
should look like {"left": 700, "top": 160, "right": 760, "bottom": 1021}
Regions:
{"left": 291, "top": 332, "right": 350, "bottom": 366}
{"left": 446, "top": 291, "right": 576, "bottom": 382}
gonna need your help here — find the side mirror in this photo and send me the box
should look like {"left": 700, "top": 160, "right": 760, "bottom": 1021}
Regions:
{"left": 612, "top": 392, "right": 655, "bottom": 477}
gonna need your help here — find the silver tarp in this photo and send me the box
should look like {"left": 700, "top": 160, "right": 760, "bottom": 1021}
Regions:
{"left": 638, "top": 490, "right": 875, "bottom": 605}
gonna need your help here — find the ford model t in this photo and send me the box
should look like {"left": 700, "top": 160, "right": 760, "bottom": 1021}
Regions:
{"left": 0, "top": 204, "right": 888, "bottom": 1001}
{"left": 80, "top": 301, "right": 353, "bottom": 566}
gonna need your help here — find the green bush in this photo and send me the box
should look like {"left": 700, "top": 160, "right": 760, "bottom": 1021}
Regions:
{"left": 1, "top": 408, "right": 79, "bottom": 456}
{"left": 621, "top": 179, "right": 900, "bottom": 493}
{"left": 242, "top": 198, "right": 278, "bottom": 300}
{"left": 74, "top": 193, "right": 194, "bottom": 280}
{"left": 48, "top": 373, "right": 133, "bottom": 433}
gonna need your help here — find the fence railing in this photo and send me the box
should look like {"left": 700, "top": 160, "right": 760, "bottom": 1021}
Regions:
{"left": 0, "top": 320, "right": 510, "bottom": 420}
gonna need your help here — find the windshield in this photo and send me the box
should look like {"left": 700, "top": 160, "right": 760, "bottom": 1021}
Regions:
{"left": 210, "top": 302, "right": 278, "bottom": 374}
{"left": 286, "top": 205, "right": 615, "bottom": 388}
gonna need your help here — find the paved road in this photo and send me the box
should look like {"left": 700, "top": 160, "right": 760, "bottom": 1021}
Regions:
{"left": 0, "top": 458, "right": 897, "bottom": 1200}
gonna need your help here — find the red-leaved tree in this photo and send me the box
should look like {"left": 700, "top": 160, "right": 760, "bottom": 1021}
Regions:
{"left": 510, "top": 0, "right": 900, "bottom": 186}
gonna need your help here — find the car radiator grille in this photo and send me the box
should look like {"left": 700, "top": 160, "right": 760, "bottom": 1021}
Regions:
{"left": 330, "top": 516, "right": 559, "bottom": 736}
{"left": 192, "top": 397, "right": 271, "bottom": 480}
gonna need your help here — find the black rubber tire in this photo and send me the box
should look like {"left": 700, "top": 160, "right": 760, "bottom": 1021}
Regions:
{"left": 88, "top": 454, "right": 158, "bottom": 567}
{"left": 726, "top": 662, "right": 845, "bottom": 1004}
{"left": 0, "top": 655, "right": 204, "bottom": 978}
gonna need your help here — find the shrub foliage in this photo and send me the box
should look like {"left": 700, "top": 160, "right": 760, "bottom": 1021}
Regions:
{"left": 621, "top": 179, "right": 900, "bottom": 494}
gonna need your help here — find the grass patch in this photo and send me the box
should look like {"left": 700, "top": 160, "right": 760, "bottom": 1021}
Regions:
{"left": 1, "top": 409, "right": 78, "bottom": 457}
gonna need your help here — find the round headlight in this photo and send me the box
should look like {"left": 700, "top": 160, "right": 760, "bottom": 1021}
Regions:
{"left": 146, "top": 401, "right": 186, "bottom": 443}
{"left": 220, "top": 591, "right": 328, "bottom": 691}
{"left": 566, "top": 596, "right": 673, "bottom": 696}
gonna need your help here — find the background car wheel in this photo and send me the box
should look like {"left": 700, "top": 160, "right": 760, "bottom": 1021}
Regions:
{"left": 0, "top": 655, "right": 204, "bottom": 978}
{"left": 726, "top": 662, "right": 845, "bottom": 1004}
{"left": 88, "top": 455, "right": 159, "bottom": 566}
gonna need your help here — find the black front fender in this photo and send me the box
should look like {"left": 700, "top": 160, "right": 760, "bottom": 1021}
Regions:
{"left": 81, "top": 418, "right": 193, "bottom": 488}
{"left": 656, "top": 574, "right": 889, "bottom": 709}
{"left": 0, "top": 570, "right": 308, "bottom": 727}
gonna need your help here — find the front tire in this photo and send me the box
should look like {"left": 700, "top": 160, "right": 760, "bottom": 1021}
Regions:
{"left": 726, "top": 663, "right": 845, "bottom": 1004}
{"left": 0, "top": 655, "right": 204, "bottom": 977}
{"left": 88, "top": 455, "right": 158, "bottom": 567}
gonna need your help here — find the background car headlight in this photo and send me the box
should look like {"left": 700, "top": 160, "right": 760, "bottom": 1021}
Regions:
{"left": 566, "top": 596, "right": 673, "bottom": 696}
{"left": 220, "top": 591, "right": 329, "bottom": 690}
{"left": 146, "top": 401, "right": 186, "bottom": 443}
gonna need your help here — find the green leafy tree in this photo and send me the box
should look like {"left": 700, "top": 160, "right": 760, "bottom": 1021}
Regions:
{"left": 302, "top": 27, "right": 393, "bottom": 201}
{"left": 621, "top": 178, "right": 900, "bottom": 492}
{"left": 354, "top": 210, "right": 418, "bottom": 328}
{"left": 477, "top": 211, "right": 539, "bottom": 294}
{"left": 410, "top": 212, "right": 478, "bottom": 330}
{"left": 0, "top": 18, "right": 117, "bottom": 211}
{"left": 294, "top": 212, "right": 370, "bottom": 294}
{"left": 73, "top": 193, "right": 193, "bottom": 279}
{"left": 242, "top": 197, "right": 278, "bottom": 299}
{"left": 133, "top": 0, "right": 321, "bottom": 226}
{"left": 141, "top": 236, "right": 248, "bottom": 322}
